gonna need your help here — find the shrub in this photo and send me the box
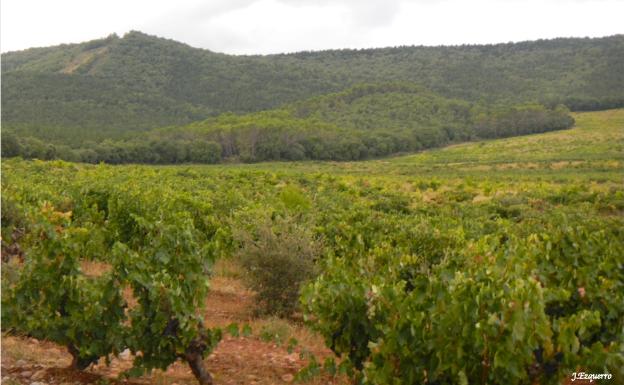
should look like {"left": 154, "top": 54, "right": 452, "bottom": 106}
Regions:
{"left": 235, "top": 218, "right": 320, "bottom": 317}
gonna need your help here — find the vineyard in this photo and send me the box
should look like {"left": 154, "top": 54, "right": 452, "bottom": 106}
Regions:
{"left": 2, "top": 109, "right": 623, "bottom": 384}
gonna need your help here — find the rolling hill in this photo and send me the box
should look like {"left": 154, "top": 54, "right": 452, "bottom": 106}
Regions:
{"left": 2, "top": 83, "right": 575, "bottom": 164}
{"left": 2, "top": 31, "right": 623, "bottom": 146}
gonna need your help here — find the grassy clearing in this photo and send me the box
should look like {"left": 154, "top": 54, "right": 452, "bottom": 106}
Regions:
{"left": 145, "top": 108, "right": 622, "bottom": 184}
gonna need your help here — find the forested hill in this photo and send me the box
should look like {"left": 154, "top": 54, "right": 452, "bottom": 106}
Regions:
{"left": 2, "top": 31, "right": 623, "bottom": 145}
{"left": 1, "top": 83, "right": 575, "bottom": 164}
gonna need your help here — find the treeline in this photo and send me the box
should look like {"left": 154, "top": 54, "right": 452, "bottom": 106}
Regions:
{"left": 555, "top": 96, "right": 624, "bottom": 112}
{"left": 473, "top": 105, "right": 574, "bottom": 139}
{"left": 2, "top": 85, "right": 575, "bottom": 164}
{"left": 1, "top": 134, "right": 222, "bottom": 164}
{"left": 1, "top": 32, "right": 621, "bottom": 145}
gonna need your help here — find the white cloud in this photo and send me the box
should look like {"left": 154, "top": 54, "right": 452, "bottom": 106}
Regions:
{"left": 1, "top": 0, "right": 622, "bottom": 54}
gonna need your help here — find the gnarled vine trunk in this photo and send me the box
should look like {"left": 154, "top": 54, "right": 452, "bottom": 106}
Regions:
{"left": 184, "top": 339, "right": 213, "bottom": 385}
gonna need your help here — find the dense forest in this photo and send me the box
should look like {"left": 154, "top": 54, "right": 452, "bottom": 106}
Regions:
{"left": 2, "top": 84, "right": 574, "bottom": 164}
{"left": 1, "top": 31, "right": 622, "bottom": 149}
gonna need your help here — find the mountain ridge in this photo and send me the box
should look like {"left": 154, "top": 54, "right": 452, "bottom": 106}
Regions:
{"left": 1, "top": 31, "right": 623, "bottom": 149}
{"left": 3, "top": 30, "right": 622, "bottom": 57}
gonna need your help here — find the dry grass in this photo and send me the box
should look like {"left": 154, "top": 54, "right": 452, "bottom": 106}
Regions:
{"left": 212, "top": 257, "right": 245, "bottom": 279}
{"left": 80, "top": 260, "right": 112, "bottom": 277}
{"left": 1, "top": 334, "right": 70, "bottom": 367}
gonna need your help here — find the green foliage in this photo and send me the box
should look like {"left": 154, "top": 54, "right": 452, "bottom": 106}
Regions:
{"left": 2, "top": 32, "right": 623, "bottom": 146}
{"left": 1, "top": 109, "right": 622, "bottom": 384}
{"left": 303, "top": 215, "right": 624, "bottom": 384}
{"left": 1, "top": 203, "right": 126, "bottom": 369}
{"left": 235, "top": 217, "right": 320, "bottom": 317}
{"left": 111, "top": 210, "right": 216, "bottom": 373}
{"left": 0, "top": 170, "right": 225, "bottom": 383}
{"left": 1, "top": 131, "right": 22, "bottom": 157}
{"left": 3, "top": 83, "right": 575, "bottom": 164}
{"left": 279, "top": 185, "right": 311, "bottom": 213}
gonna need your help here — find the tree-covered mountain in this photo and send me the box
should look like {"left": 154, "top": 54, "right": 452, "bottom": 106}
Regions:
{"left": 1, "top": 31, "right": 622, "bottom": 146}
{"left": 2, "top": 83, "right": 574, "bottom": 164}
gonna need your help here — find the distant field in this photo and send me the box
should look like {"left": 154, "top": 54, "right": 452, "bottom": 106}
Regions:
{"left": 387, "top": 107, "right": 624, "bottom": 169}
{"left": 212, "top": 108, "right": 623, "bottom": 180}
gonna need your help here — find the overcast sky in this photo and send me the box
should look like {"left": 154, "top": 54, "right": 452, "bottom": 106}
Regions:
{"left": 1, "top": 0, "right": 622, "bottom": 54}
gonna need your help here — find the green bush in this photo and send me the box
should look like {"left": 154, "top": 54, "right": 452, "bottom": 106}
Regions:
{"left": 235, "top": 218, "right": 320, "bottom": 317}
{"left": 1, "top": 204, "right": 126, "bottom": 369}
{"left": 302, "top": 215, "right": 624, "bottom": 384}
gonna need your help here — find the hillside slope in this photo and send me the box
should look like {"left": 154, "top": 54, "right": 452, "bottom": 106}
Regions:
{"left": 2, "top": 32, "right": 623, "bottom": 145}
{"left": 2, "top": 84, "right": 575, "bottom": 164}
{"left": 233, "top": 108, "right": 624, "bottom": 180}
